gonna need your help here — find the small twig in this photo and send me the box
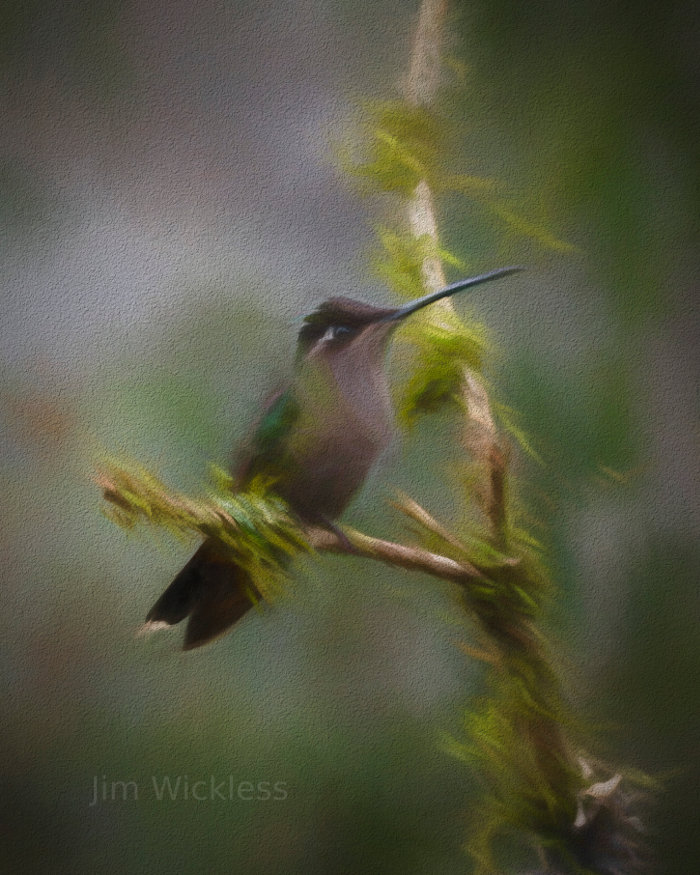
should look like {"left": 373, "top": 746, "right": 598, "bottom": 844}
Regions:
{"left": 306, "top": 524, "right": 485, "bottom": 585}
{"left": 392, "top": 489, "right": 469, "bottom": 553}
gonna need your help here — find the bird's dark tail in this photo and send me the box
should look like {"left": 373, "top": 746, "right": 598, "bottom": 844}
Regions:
{"left": 142, "top": 541, "right": 259, "bottom": 650}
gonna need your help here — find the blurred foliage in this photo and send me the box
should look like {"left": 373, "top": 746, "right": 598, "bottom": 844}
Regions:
{"left": 365, "top": 223, "right": 491, "bottom": 426}
{"left": 342, "top": 101, "right": 446, "bottom": 196}
{"left": 342, "top": 98, "right": 575, "bottom": 253}
{"left": 449, "top": 0, "right": 699, "bottom": 322}
{"left": 371, "top": 227, "right": 467, "bottom": 300}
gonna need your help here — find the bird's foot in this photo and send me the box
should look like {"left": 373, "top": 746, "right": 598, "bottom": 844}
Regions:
{"left": 320, "top": 518, "right": 357, "bottom": 554}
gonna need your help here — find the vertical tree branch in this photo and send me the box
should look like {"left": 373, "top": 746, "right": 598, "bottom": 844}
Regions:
{"left": 401, "top": 0, "right": 507, "bottom": 544}
{"left": 397, "top": 4, "right": 648, "bottom": 872}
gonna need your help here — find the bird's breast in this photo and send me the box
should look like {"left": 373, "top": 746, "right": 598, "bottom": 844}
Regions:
{"left": 280, "top": 365, "right": 394, "bottom": 521}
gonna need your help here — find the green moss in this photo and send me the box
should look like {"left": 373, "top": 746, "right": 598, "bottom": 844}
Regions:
{"left": 97, "top": 459, "right": 308, "bottom": 601}
{"left": 397, "top": 315, "right": 488, "bottom": 425}
{"left": 342, "top": 100, "right": 447, "bottom": 196}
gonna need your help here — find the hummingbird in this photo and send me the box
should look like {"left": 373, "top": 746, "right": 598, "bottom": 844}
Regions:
{"left": 143, "top": 266, "right": 522, "bottom": 649}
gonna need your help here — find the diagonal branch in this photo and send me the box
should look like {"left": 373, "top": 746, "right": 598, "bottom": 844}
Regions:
{"left": 306, "top": 523, "right": 485, "bottom": 584}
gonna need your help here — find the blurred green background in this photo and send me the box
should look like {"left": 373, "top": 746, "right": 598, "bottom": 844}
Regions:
{"left": 1, "top": 1, "right": 697, "bottom": 872}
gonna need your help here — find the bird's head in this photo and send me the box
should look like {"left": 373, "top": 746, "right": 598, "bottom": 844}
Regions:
{"left": 296, "top": 266, "right": 523, "bottom": 364}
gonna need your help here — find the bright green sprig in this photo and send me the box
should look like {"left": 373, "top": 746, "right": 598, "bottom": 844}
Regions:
{"left": 97, "top": 459, "right": 309, "bottom": 600}
{"left": 369, "top": 229, "right": 490, "bottom": 425}
{"left": 372, "top": 227, "right": 489, "bottom": 425}
{"left": 397, "top": 314, "right": 488, "bottom": 425}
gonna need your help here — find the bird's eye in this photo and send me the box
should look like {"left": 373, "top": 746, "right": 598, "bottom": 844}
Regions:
{"left": 331, "top": 325, "right": 353, "bottom": 340}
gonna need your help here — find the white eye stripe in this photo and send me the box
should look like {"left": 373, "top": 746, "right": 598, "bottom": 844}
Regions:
{"left": 320, "top": 325, "right": 354, "bottom": 344}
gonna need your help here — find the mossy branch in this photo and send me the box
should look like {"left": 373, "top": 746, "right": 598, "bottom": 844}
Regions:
{"left": 97, "top": 461, "right": 308, "bottom": 602}
{"left": 98, "top": 461, "right": 492, "bottom": 591}
{"left": 372, "top": 1, "right": 648, "bottom": 871}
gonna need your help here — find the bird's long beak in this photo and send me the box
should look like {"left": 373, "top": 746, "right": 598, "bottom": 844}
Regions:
{"left": 382, "top": 266, "right": 524, "bottom": 322}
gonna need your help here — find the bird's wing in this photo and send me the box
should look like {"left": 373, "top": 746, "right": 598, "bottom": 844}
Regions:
{"left": 234, "top": 388, "right": 301, "bottom": 489}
